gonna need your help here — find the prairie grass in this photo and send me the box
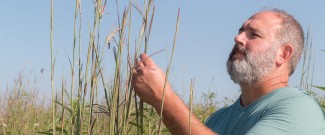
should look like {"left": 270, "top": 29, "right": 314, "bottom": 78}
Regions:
{"left": 0, "top": 0, "right": 324, "bottom": 135}
{"left": 299, "top": 28, "right": 325, "bottom": 110}
{"left": 0, "top": 72, "right": 52, "bottom": 134}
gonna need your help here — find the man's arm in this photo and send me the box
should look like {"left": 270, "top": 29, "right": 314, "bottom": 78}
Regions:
{"left": 132, "top": 53, "right": 217, "bottom": 135}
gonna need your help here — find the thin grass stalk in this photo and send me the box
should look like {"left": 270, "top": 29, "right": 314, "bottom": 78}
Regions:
{"left": 88, "top": 1, "right": 102, "bottom": 133}
{"left": 83, "top": 1, "right": 101, "bottom": 133}
{"left": 90, "top": 33, "right": 106, "bottom": 134}
{"left": 109, "top": 0, "right": 121, "bottom": 134}
{"left": 118, "top": 7, "right": 130, "bottom": 134}
{"left": 146, "top": 4, "right": 155, "bottom": 50}
{"left": 309, "top": 53, "right": 316, "bottom": 93}
{"left": 158, "top": 8, "right": 180, "bottom": 135}
{"left": 134, "top": 90, "right": 140, "bottom": 134}
{"left": 89, "top": 72, "right": 97, "bottom": 134}
{"left": 50, "top": 0, "right": 56, "bottom": 134}
{"left": 72, "top": 0, "right": 78, "bottom": 116}
{"left": 116, "top": 0, "right": 121, "bottom": 27}
{"left": 110, "top": 6, "right": 129, "bottom": 135}
{"left": 61, "top": 77, "right": 64, "bottom": 135}
{"left": 140, "top": 2, "right": 155, "bottom": 134}
{"left": 101, "top": 28, "right": 123, "bottom": 132}
{"left": 305, "top": 36, "right": 313, "bottom": 91}
{"left": 189, "top": 79, "right": 194, "bottom": 135}
{"left": 131, "top": 1, "right": 146, "bottom": 56}
{"left": 148, "top": 121, "right": 151, "bottom": 135}
{"left": 132, "top": 45, "right": 141, "bottom": 135}
{"left": 134, "top": 1, "right": 154, "bottom": 134}
{"left": 77, "top": 0, "right": 82, "bottom": 102}
{"left": 71, "top": 0, "right": 80, "bottom": 134}
{"left": 300, "top": 28, "right": 311, "bottom": 88}
{"left": 144, "top": 0, "right": 154, "bottom": 52}
{"left": 121, "top": 4, "right": 133, "bottom": 135}
{"left": 82, "top": 27, "right": 94, "bottom": 134}
{"left": 139, "top": 101, "right": 144, "bottom": 135}
{"left": 77, "top": 0, "right": 83, "bottom": 134}
{"left": 93, "top": 1, "right": 106, "bottom": 133}
{"left": 89, "top": 62, "right": 96, "bottom": 135}
{"left": 310, "top": 54, "right": 316, "bottom": 88}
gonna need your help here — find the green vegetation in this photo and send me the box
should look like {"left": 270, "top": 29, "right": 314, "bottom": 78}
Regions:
{"left": 0, "top": 0, "right": 324, "bottom": 135}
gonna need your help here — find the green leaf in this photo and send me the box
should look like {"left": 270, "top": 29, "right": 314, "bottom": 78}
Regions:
{"left": 55, "top": 100, "right": 72, "bottom": 114}
{"left": 129, "top": 122, "right": 141, "bottom": 128}
{"left": 35, "top": 132, "right": 52, "bottom": 135}
{"left": 36, "top": 127, "right": 68, "bottom": 135}
{"left": 321, "top": 50, "right": 325, "bottom": 52}
{"left": 311, "top": 85, "right": 325, "bottom": 91}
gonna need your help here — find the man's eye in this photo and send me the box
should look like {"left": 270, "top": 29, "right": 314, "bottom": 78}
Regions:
{"left": 251, "top": 33, "right": 260, "bottom": 38}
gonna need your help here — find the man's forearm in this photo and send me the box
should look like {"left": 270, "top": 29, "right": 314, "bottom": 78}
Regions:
{"left": 155, "top": 90, "right": 217, "bottom": 135}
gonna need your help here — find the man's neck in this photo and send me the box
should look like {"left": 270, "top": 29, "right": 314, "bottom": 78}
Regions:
{"left": 239, "top": 73, "right": 289, "bottom": 107}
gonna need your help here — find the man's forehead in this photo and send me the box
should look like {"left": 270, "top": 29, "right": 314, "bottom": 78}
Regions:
{"left": 240, "top": 12, "right": 282, "bottom": 31}
{"left": 249, "top": 11, "right": 282, "bottom": 23}
{"left": 250, "top": 11, "right": 277, "bottom": 19}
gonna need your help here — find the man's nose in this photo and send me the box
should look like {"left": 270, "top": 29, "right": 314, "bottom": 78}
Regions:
{"left": 234, "top": 32, "right": 246, "bottom": 46}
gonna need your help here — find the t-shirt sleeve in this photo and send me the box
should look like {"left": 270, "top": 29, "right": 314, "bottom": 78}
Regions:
{"left": 246, "top": 96, "right": 325, "bottom": 135}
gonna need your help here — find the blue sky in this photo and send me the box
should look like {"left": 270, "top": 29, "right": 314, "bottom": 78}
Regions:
{"left": 1, "top": 0, "right": 324, "bottom": 102}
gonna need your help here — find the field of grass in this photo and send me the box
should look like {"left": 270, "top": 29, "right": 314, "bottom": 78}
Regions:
{"left": 0, "top": 0, "right": 324, "bottom": 135}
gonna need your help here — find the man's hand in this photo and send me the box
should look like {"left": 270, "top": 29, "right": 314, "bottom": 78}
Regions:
{"left": 132, "top": 53, "right": 173, "bottom": 109}
{"left": 131, "top": 53, "right": 217, "bottom": 135}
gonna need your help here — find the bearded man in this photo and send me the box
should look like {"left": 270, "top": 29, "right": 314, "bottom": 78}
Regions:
{"left": 132, "top": 8, "right": 325, "bottom": 135}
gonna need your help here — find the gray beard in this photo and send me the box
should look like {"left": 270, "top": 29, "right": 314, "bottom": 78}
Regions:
{"left": 226, "top": 45, "right": 277, "bottom": 85}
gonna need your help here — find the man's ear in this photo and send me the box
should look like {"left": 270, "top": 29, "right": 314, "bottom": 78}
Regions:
{"left": 276, "top": 44, "right": 293, "bottom": 66}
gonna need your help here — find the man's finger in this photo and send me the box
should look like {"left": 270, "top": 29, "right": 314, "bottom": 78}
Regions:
{"left": 134, "top": 60, "right": 144, "bottom": 69}
{"left": 132, "top": 69, "right": 138, "bottom": 76}
{"left": 140, "top": 53, "right": 157, "bottom": 67}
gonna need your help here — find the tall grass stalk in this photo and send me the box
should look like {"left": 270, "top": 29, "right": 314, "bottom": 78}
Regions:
{"left": 88, "top": 0, "right": 105, "bottom": 133}
{"left": 108, "top": 2, "right": 131, "bottom": 134}
{"left": 70, "top": 0, "right": 81, "bottom": 134}
{"left": 189, "top": 78, "right": 195, "bottom": 135}
{"left": 50, "top": 0, "right": 56, "bottom": 134}
{"left": 60, "top": 77, "right": 66, "bottom": 135}
{"left": 77, "top": 1, "right": 83, "bottom": 134}
{"left": 158, "top": 8, "right": 181, "bottom": 135}
{"left": 121, "top": 5, "right": 134, "bottom": 135}
{"left": 134, "top": 1, "right": 155, "bottom": 134}
{"left": 300, "top": 28, "right": 315, "bottom": 92}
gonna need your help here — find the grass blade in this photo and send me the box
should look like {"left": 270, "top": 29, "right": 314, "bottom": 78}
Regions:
{"left": 158, "top": 7, "right": 181, "bottom": 135}
{"left": 50, "top": 0, "right": 56, "bottom": 134}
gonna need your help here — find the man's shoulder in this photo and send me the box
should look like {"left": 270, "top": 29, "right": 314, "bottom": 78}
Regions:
{"left": 269, "top": 87, "right": 322, "bottom": 109}
{"left": 264, "top": 87, "right": 318, "bottom": 106}
{"left": 247, "top": 87, "right": 325, "bottom": 134}
{"left": 264, "top": 87, "right": 323, "bottom": 115}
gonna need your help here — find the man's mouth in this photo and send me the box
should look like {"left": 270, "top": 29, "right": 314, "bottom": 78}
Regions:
{"left": 232, "top": 50, "right": 246, "bottom": 60}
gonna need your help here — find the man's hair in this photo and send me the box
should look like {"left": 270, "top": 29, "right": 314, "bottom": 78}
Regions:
{"left": 264, "top": 8, "right": 304, "bottom": 76}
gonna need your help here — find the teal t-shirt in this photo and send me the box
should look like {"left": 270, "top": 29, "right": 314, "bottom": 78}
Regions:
{"left": 205, "top": 87, "right": 325, "bottom": 135}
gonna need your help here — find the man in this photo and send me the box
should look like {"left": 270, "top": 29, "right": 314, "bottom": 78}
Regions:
{"left": 132, "top": 8, "right": 325, "bottom": 135}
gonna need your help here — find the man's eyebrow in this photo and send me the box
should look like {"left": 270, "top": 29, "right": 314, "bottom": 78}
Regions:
{"left": 248, "top": 26, "right": 259, "bottom": 31}
{"left": 239, "top": 25, "right": 261, "bottom": 33}
{"left": 238, "top": 27, "right": 244, "bottom": 32}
